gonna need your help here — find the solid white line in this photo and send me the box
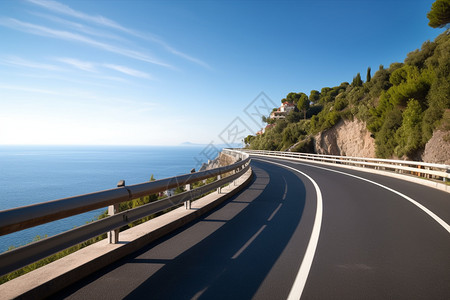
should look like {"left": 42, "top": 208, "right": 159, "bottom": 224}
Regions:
{"left": 231, "top": 225, "right": 267, "bottom": 259}
{"left": 286, "top": 160, "right": 450, "bottom": 234}
{"left": 267, "top": 203, "right": 283, "bottom": 221}
{"left": 260, "top": 159, "right": 323, "bottom": 300}
{"left": 254, "top": 153, "right": 450, "bottom": 234}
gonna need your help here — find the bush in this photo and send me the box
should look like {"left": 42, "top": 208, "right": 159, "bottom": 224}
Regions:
{"left": 395, "top": 99, "right": 423, "bottom": 158}
{"left": 334, "top": 97, "right": 348, "bottom": 111}
{"left": 291, "top": 137, "right": 314, "bottom": 153}
{"left": 375, "top": 109, "right": 402, "bottom": 158}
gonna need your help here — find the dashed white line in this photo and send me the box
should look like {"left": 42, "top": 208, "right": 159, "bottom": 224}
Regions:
{"left": 267, "top": 203, "right": 283, "bottom": 221}
{"left": 231, "top": 225, "right": 267, "bottom": 259}
{"left": 260, "top": 159, "right": 323, "bottom": 300}
{"left": 282, "top": 176, "right": 288, "bottom": 200}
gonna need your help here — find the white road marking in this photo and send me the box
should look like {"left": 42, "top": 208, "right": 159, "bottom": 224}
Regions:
{"left": 288, "top": 161, "right": 450, "bottom": 234}
{"left": 253, "top": 155, "right": 449, "bottom": 299}
{"left": 259, "top": 159, "right": 323, "bottom": 300}
{"left": 231, "top": 225, "right": 267, "bottom": 259}
{"left": 267, "top": 203, "right": 283, "bottom": 221}
{"left": 282, "top": 176, "right": 288, "bottom": 200}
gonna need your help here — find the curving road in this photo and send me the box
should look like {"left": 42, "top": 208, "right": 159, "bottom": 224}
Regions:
{"left": 53, "top": 156, "right": 450, "bottom": 299}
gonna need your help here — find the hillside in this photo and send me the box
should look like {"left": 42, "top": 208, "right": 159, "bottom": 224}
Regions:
{"left": 245, "top": 30, "right": 450, "bottom": 163}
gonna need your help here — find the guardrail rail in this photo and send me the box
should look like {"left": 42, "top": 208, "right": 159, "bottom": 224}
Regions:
{"left": 0, "top": 150, "right": 250, "bottom": 277}
{"left": 240, "top": 149, "right": 450, "bottom": 182}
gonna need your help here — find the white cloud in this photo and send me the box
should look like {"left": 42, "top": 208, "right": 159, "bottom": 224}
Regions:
{"left": 56, "top": 57, "right": 96, "bottom": 72}
{"left": 54, "top": 57, "right": 153, "bottom": 80}
{"left": 27, "top": 0, "right": 210, "bottom": 69}
{"left": 30, "top": 12, "right": 127, "bottom": 42}
{"left": 103, "top": 64, "right": 152, "bottom": 79}
{"left": 0, "top": 84, "right": 60, "bottom": 95}
{"left": 27, "top": 0, "right": 134, "bottom": 35}
{"left": 0, "top": 56, "right": 61, "bottom": 71}
{"left": 0, "top": 18, "right": 172, "bottom": 68}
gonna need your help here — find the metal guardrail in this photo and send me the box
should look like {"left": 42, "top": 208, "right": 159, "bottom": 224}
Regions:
{"left": 0, "top": 150, "right": 250, "bottom": 276}
{"left": 240, "top": 149, "right": 450, "bottom": 182}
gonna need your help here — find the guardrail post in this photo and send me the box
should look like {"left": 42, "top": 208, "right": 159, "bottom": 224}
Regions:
{"left": 217, "top": 174, "right": 222, "bottom": 193}
{"left": 108, "top": 180, "right": 123, "bottom": 244}
{"left": 185, "top": 169, "right": 195, "bottom": 209}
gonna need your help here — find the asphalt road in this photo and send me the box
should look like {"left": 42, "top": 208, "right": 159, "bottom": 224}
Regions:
{"left": 53, "top": 157, "right": 450, "bottom": 300}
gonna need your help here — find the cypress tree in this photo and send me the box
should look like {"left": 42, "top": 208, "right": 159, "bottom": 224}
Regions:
{"left": 367, "top": 67, "right": 372, "bottom": 82}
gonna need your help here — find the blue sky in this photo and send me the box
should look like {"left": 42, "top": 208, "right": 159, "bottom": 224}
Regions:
{"left": 0, "top": 0, "right": 445, "bottom": 145}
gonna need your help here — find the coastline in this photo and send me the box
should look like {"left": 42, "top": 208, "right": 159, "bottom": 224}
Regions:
{"left": 0, "top": 145, "right": 216, "bottom": 252}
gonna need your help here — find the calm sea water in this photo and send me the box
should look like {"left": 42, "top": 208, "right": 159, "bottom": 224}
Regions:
{"left": 0, "top": 145, "right": 215, "bottom": 253}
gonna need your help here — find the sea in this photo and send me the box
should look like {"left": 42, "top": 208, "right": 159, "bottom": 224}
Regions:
{"left": 0, "top": 145, "right": 219, "bottom": 253}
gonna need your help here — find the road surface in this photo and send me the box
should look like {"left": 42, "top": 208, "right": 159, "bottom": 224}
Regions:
{"left": 53, "top": 156, "right": 450, "bottom": 299}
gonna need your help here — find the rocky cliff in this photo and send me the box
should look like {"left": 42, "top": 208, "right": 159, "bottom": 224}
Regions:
{"left": 199, "top": 151, "right": 237, "bottom": 171}
{"left": 313, "top": 119, "right": 376, "bottom": 157}
{"left": 422, "top": 130, "right": 450, "bottom": 165}
{"left": 312, "top": 118, "right": 450, "bottom": 164}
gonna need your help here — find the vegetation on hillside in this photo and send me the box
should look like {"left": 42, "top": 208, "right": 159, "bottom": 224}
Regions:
{"left": 246, "top": 2, "right": 450, "bottom": 160}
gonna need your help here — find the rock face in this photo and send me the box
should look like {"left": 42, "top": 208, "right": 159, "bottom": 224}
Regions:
{"left": 422, "top": 130, "right": 450, "bottom": 164}
{"left": 218, "top": 152, "right": 236, "bottom": 166}
{"left": 314, "top": 119, "right": 376, "bottom": 157}
{"left": 199, "top": 152, "right": 237, "bottom": 171}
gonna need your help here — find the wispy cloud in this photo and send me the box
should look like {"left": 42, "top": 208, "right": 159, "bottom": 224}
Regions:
{"left": 103, "top": 64, "right": 152, "bottom": 79}
{"left": 56, "top": 57, "right": 96, "bottom": 72}
{"left": 0, "top": 56, "right": 61, "bottom": 71}
{"left": 0, "top": 84, "right": 60, "bottom": 95}
{"left": 60, "top": 89, "right": 158, "bottom": 110}
{"left": 30, "top": 11, "right": 127, "bottom": 42}
{"left": 27, "top": 0, "right": 135, "bottom": 35}
{"left": 0, "top": 18, "right": 172, "bottom": 68}
{"left": 55, "top": 57, "right": 153, "bottom": 79}
{"left": 14, "top": 71, "right": 129, "bottom": 88}
{"left": 166, "top": 47, "right": 211, "bottom": 70}
{"left": 27, "top": 0, "right": 210, "bottom": 69}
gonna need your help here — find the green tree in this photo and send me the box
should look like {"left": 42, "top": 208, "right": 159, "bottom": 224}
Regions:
{"left": 286, "top": 110, "right": 302, "bottom": 123}
{"left": 283, "top": 92, "right": 306, "bottom": 104}
{"left": 309, "top": 90, "right": 320, "bottom": 103}
{"left": 427, "top": 0, "right": 450, "bottom": 28}
{"left": 375, "top": 109, "right": 403, "bottom": 158}
{"left": 395, "top": 99, "right": 424, "bottom": 157}
{"left": 352, "top": 73, "right": 363, "bottom": 87}
{"left": 244, "top": 135, "right": 255, "bottom": 145}
{"left": 366, "top": 67, "right": 371, "bottom": 82}
{"left": 297, "top": 94, "right": 310, "bottom": 119}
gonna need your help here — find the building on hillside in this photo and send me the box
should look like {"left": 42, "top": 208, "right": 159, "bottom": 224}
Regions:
{"left": 280, "top": 102, "right": 295, "bottom": 113}
{"left": 269, "top": 102, "right": 296, "bottom": 119}
{"left": 270, "top": 110, "right": 286, "bottom": 119}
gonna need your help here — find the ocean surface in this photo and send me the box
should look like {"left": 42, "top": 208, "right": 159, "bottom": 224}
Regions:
{"left": 0, "top": 145, "right": 217, "bottom": 253}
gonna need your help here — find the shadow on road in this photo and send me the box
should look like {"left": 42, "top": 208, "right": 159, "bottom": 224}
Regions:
{"left": 55, "top": 160, "right": 308, "bottom": 300}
